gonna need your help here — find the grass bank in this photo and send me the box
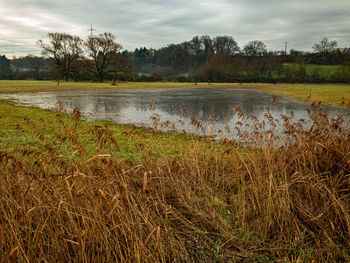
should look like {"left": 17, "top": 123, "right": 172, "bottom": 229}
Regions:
{"left": 0, "top": 96, "right": 349, "bottom": 261}
{"left": 242, "top": 83, "right": 350, "bottom": 107}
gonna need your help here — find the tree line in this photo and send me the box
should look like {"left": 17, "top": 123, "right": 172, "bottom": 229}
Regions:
{"left": 0, "top": 33, "right": 349, "bottom": 83}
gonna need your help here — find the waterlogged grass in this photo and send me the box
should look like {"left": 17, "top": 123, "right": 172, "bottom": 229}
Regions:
{"left": 0, "top": 100, "right": 222, "bottom": 160}
{"left": 238, "top": 83, "right": 350, "bottom": 106}
{"left": 0, "top": 80, "right": 235, "bottom": 93}
{"left": 1, "top": 80, "right": 350, "bottom": 107}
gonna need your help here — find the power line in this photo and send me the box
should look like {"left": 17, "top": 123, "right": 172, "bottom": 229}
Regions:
{"left": 0, "top": 38, "right": 40, "bottom": 54}
{"left": 0, "top": 44, "right": 38, "bottom": 47}
{"left": 0, "top": 49, "right": 41, "bottom": 57}
{"left": 5, "top": 50, "right": 41, "bottom": 53}
{"left": 0, "top": 37, "right": 21, "bottom": 43}
{"left": 0, "top": 45, "right": 40, "bottom": 51}
{"left": 0, "top": 37, "right": 40, "bottom": 43}
{"left": 0, "top": 36, "right": 45, "bottom": 56}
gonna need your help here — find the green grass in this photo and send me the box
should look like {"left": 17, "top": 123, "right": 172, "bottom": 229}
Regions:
{"left": 0, "top": 100, "right": 226, "bottom": 161}
{"left": 238, "top": 83, "right": 350, "bottom": 106}
{"left": 0, "top": 80, "right": 237, "bottom": 93}
{"left": 284, "top": 63, "right": 343, "bottom": 76}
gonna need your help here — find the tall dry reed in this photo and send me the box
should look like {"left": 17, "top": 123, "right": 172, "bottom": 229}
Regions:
{"left": 0, "top": 104, "right": 349, "bottom": 262}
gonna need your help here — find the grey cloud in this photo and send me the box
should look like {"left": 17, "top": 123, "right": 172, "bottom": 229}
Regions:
{"left": 0, "top": 0, "right": 349, "bottom": 56}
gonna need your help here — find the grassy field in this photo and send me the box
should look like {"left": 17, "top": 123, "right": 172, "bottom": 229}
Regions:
{"left": 0, "top": 80, "right": 217, "bottom": 93}
{"left": 245, "top": 83, "right": 350, "bottom": 107}
{"left": 284, "top": 63, "right": 343, "bottom": 76}
{"left": 1, "top": 80, "right": 350, "bottom": 261}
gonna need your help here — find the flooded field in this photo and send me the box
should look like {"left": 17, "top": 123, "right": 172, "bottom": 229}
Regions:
{"left": 1, "top": 86, "right": 349, "bottom": 139}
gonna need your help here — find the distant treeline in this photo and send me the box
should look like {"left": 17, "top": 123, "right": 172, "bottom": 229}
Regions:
{"left": 0, "top": 34, "right": 349, "bottom": 83}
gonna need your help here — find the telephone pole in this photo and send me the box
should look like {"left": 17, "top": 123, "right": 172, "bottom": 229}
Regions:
{"left": 283, "top": 41, "right": 289, "bottom": 55}
{"left": 88, "top": 24, "right": 96, "bottom": 37}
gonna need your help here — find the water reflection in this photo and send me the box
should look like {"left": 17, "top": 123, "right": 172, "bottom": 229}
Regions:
{"left": 1, "top": 87, "right": 349, "bottom": 139}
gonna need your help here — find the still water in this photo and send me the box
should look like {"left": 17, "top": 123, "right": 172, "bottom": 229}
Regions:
{"left": 1, "top": 87, "right": 349, "bottom": 139}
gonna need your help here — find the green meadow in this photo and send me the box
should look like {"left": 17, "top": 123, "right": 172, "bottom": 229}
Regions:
{"left": 284, "top": 63, "right": 343, "bottom": 75}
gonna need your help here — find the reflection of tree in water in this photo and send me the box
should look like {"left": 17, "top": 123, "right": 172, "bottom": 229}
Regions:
{"left": 143, "top": 88, "right": 282, "bottom": 122}
{"left": 53, "top": 92, "right": 125, "bottom": 119}
{"left": 5, "top": 88, "right": 348, "bottom": 136}
{"left": 51, "top": 88, "right": 348, "bottom": 125}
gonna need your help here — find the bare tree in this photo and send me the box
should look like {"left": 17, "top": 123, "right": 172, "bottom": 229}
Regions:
{"left": 312, "top": 38, "right": 338, "bottom": 54}
{"left": 189, "top": 36, "right": 202, "bottom": 57}
{"left": 243, "top": 40, "right": 267, "bottom": 56}
{"left": 85, "top": 32, "right": 122, "bottom": 82}
{"left": 200, "top": 35, "right": 215, "bottom": 60}
{"left": 37, "top": 33, "right": 84, "bottom": 81}
{"left": 110, "top": 56, "right": 132, "bottom": 85}
{"left": 213, "top": 36, "right": 240, "bottom": 55}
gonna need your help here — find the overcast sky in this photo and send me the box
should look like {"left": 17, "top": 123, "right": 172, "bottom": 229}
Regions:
{"left": 0, "top": 0, "right": 349, "bottom": 57}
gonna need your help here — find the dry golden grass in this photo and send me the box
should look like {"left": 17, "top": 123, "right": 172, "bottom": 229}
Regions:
{"left": 0, "top": 104, "right": 349, "bottom": 262}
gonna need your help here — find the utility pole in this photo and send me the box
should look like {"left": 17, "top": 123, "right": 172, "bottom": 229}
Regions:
{"left": 88, "top": 24, "right": 96, "bottom": 37}
{"left": 283, "top": 41, "right": 289, "bottom": 55}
